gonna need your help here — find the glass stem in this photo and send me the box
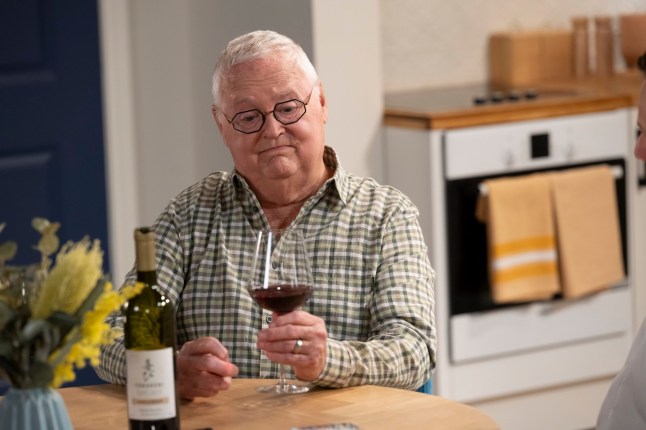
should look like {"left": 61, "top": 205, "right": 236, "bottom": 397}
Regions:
{"left": 278, "top": 364, "right": 287, "bottom": 391}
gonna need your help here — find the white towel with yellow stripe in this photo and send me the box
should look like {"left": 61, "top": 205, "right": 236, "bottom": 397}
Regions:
{"left": 478, "top": 173, "right": 560, "bottom": 303}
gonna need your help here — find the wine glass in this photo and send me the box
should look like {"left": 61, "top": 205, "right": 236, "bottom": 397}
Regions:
{"left": 247, "top": 228, "right": 314, "bottom": 394}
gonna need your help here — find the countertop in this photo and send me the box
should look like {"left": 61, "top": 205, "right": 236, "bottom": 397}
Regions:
{"left": 383, "top": 71, "right": 642, "bottom": 130}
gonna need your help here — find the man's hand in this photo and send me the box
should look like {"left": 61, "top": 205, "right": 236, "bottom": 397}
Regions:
{"left": 256, "top": 310, "right": 327, "bottom": 381}
{"left": 177, "top": 336, "right": 239, "bottom": 399}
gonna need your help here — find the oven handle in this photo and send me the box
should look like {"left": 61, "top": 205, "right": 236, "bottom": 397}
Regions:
{"left": 477, "top": 164, "right": 624, "bottom": 196}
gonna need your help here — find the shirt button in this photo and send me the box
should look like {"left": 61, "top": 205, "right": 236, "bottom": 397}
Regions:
{"left": 271, "top": 261, "right": 278, "bottom": 269}
{"left": 265, "top": 315, "right": 272, "bottom": 323}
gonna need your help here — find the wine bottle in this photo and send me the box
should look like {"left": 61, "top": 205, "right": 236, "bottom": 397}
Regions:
{"left": 125, "top": 227, "right": 180, "bottom": 430}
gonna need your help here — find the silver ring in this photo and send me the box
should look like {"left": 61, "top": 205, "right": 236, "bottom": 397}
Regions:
{"left": 292, "top": 338, "right": 303, "bottom": 354}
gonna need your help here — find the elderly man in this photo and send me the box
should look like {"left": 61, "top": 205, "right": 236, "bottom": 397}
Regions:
{"left": 96, "top": 30, "right": 436, "bottom": 400}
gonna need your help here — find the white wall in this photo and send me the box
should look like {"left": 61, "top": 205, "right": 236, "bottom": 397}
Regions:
{"left": 381, "top": 0, "right": 646, "bottom": 92}
{"left": 312, "top": 1, "right": 383, "bottom": 180}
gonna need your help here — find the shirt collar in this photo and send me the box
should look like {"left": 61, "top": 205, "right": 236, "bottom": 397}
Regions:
{"left": 322, "top": 146, "right": 349, "bottom": 205}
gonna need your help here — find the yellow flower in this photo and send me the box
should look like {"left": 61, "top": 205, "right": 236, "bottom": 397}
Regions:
{"left": 49, "top": 281, "right": 144, "bottom": 388}
{"left": 31, "top": 237, "right": 103, "bottom": 319}
{"left": 1, "top": 219, "right": 147, "bottom": 389}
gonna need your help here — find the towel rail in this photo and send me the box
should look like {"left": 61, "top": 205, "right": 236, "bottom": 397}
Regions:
{"left": 477, "top": 164, "right": 624, "bottom": 196}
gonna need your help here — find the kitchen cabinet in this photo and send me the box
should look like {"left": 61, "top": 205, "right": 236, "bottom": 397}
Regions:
{"left": 383, "top": 78, "right": 641, "bottom": 430}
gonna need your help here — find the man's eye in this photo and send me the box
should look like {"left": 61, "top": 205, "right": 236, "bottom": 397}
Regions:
{"left": 278, "top": 105, "right": 296, "bottom": 114}
{"left": 238, "top": 112, "right": 260, "bottom": 123}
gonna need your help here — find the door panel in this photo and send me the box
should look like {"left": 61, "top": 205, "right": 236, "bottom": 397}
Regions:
{"left": 0, "top": 0, "right": 109, "bottom": 391}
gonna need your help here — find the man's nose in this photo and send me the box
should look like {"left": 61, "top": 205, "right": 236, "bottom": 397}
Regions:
{"left": 261, "top": 113, "right": 285, "bottom": 137}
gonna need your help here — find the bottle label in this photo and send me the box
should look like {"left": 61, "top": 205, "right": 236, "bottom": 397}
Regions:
{"left": 126, "top": 348, "right": 177, "bottom": 420}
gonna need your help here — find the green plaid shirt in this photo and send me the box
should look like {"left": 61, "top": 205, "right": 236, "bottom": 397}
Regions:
{"left": 97, "top": 147, "right": 436, "bottom": 390}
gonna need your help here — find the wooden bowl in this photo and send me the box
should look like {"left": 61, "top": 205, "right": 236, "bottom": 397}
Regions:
{"left": 620, "top": 13, "right": 646, "bottom": 68}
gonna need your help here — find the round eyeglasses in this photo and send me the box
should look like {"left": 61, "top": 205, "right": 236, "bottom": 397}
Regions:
{"left": 223, "top": 85, "right": 315, "bottom": 134}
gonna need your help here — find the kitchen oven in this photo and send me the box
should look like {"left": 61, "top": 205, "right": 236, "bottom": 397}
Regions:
{"left": 384, "top": 106, "right": 637, "bottom": 427}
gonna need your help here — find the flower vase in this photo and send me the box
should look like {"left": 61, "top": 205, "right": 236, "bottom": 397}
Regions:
{"left": 0, "top": 387, "right": 73, "bottom": 430}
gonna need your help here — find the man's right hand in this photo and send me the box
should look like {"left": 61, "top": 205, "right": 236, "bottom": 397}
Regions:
{"left": 177, "top": 336, "right": 239, "bottom": 399}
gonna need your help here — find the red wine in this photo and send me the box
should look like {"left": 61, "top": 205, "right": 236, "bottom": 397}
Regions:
{"left": 251, "top": 284, "right": 312, "bottom": 314}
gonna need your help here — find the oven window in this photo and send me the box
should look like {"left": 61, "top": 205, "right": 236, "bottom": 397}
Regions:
{"left": 445, "top": 159, "right": 628, "bottom": 316}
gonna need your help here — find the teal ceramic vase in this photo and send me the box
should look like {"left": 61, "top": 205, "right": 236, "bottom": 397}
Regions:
{"left": 0, "top": 387, "right": 73, "bottom": 430}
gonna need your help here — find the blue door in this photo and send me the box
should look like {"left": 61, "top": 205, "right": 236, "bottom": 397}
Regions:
{"left": 0, "top": 0, "right": 109, "bottom": 391}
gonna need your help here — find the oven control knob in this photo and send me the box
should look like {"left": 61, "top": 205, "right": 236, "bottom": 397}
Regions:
{"left": 490, "top": 92, "right": 505, "bottom": 103}
{"left": 473, "top": 95, "right": 488, "bottom": 105}
{"left": 524, "top": 89, "right": 538, "bottom": 100}
{"left": 507, "top": 91, "right": 521, "bottom": 101}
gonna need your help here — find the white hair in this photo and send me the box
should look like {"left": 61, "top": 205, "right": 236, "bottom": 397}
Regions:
{"left": 211, "top": 30, "right": 318, "bottom": 106}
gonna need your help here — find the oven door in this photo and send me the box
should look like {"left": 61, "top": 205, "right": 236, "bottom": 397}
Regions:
{"left": 446, "top": 159, "right": 630, "bottom": 363}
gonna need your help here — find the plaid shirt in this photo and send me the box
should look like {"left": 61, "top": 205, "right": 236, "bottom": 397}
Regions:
{"left": 97, "top": 147, "right": 436, "bottom": 390}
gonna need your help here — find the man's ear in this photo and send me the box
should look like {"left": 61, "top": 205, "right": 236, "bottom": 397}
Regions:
{"left": 212, "top": 104, "right": 224, "bottom": 134}
{"left": 318, "top": 82, "right": 328, "bottom": 124}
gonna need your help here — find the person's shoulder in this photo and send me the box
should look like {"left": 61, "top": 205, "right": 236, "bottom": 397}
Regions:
{"left": 170, "top": 171, "right": 233, "bottom": 208}
{"left": 183, "top": 171, "right": 230, "bottom": 193}
{"left": 344, "top": 171, "right": 417, "bottom": 209}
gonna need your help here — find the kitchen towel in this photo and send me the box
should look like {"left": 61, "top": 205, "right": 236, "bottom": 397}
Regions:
{"left": 550, "top": 165, "right": 625, "bottom": 298}
{"left": 478, "top": 173, "right": 560, "bottom": 303}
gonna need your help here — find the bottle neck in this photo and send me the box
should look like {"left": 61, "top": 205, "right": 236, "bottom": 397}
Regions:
{"left": 134, "top": 229, "right": 157, "bottom": 272}
{"left": 136, "top": 270, "right": 157, "bottom": 285}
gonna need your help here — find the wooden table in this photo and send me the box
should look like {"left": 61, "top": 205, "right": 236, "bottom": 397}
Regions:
{"left": 58, "top": 379, "right": 499, "bottom": 429}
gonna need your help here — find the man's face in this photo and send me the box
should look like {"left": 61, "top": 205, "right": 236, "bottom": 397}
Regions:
{"left": 635, "top": 82, "right": 646, "bottom": 161}
{"left": 212, "top": 56, "right": 327, "bottom": 186}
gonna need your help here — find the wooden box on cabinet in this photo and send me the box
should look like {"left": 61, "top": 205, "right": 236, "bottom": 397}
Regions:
{"left": 489, "top": 30, "right": 573, "bottom": 89}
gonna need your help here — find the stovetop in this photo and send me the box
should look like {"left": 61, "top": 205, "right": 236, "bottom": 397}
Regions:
{"left": 383, "top": 83, "right": 581, "bottom": 114}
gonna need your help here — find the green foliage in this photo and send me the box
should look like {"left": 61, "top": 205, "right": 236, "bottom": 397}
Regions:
{"left": 0, "top": 219, "right": 102, "bottom": 388}
{"left": 0, "top": 223, "right": 17, "bottom": 264}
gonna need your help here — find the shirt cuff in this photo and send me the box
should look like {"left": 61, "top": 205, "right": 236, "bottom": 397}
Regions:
{"left": 309, "top": 338, "right": 355, "bottom": 388}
